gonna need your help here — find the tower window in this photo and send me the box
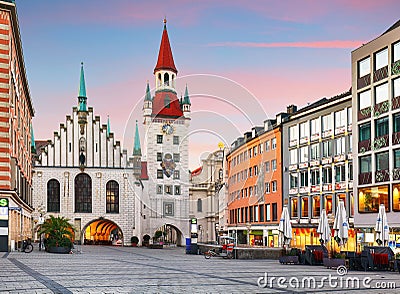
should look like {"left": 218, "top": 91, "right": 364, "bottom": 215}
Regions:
{"left": 157, "top": 152, "right": 162, "bottom": 161}
{"left": 157, "top": 169, "right": 163, "bottom": 179}
{"left": 173, "top": 136, "right": 179, "bottom": 145}
{"left": 164, "top": 72, "right": 169, "bottom": 86}
{"left": 157, "top": 135, "right": 163, "bottom": 144}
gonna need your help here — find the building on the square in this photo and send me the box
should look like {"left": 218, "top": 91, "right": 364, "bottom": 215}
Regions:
{"left": 189, "top": 149, "right": 224, "bottom": 243}
{"left": 140, "top": 19, "right": 191, "bottom": 246}
{"left": 226, "top": 114, "right": 285, "bottom": 247}
{"left": 352, "top": 20, "right": 400, "bottom": 248}
{"left": 0, "top": 0, "right": 35, "bottom": 252}
{"left": 282, "top": 91, "right": 355, "bottom": 251}
{"left": 32, "top": 63, "right": 145, "bottom": 246}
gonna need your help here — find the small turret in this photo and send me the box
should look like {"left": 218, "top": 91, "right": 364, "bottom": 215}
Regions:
{"left": 133, "top": 120, "right": 142, "bottom": 178}
{"left": 182, "top": 84, "right": 191, "bottom": 118}
{"left": 143, "top": 81, "right": 152, "bottom": 119}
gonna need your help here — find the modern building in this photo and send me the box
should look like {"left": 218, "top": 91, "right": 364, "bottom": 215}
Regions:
{"left": 352, "top": 20, "right": 400, "bottom": 247}
{"left": 140, "top": 19, "right": 191, "bottom": 246}
{"left": 0, "top": 0, "right": 35, "bottom": 252}
{"left": 226, "top": 115, "right": 284, "bottom": 247}
{"left": 189, "top": 149, "right": 224, "bottom": 243}
{"left": 32, "top": 64, "right": 145, "bottom": 246}
{"left": 282, "top": 92, "right": 355, "bottom": 251}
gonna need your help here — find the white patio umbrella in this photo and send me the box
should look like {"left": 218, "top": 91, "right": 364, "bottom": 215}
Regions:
{"left": 278, "top": 205, "right": 292, "bottom": 247}
{"left": 333, "top": 200, "right": 349, "bottom": 246}
{"left": 375, "top": 204, "right": 389, "bottom": 246}
{"left": 317, "top": 209, "right": 331, "bottom": 246}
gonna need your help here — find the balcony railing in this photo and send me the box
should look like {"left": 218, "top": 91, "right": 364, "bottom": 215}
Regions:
{"left": 359, "top": 172, "right": 372, "bottom": 185}
{"left": 358, "top": 139, "right": 371, "bottom": 153}
{"left": 357, "top": 74, "right": 371, "bottom": 90}
{"left": 375, "top": 169, "right": 390, "bottom": 182}
{"left": 373, "top": 66, "right": 388, "bottom": 83}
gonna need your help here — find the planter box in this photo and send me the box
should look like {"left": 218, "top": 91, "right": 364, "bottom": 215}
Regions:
{"left": 279, "top": 255, "right": 299, "bottom": 264}
{"left": 47, "top": 246, "right": 71, "bottom": 254}
{"left": 323, "top": 257, "right": 345, "bottom": 269}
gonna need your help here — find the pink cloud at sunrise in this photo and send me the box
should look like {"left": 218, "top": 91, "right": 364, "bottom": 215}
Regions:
{"left": 208, "top": 40, "right": 365, "bottom": 49}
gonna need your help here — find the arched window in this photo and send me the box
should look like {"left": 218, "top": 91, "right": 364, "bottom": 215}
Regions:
{"left": 158, "top": 73, "right": 162, "bottom": 87}
{"left": 106, "top": 180, "right": 119, "bottom": 213}
{"left": 164, "top": 72, "right": 169, "bottom": 86}
{"left": 47, "top": 179, "right": 60, "bottom": 212}
{"left": 197, "top": 198, "right": 202, "bottom": 212}
{"left": 75, "top": 173, "right": 92, "bottom": 213}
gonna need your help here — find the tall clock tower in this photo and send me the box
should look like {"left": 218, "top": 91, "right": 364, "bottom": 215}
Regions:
{"left": 142, "top": 19, "right": 191, "bottom": 245}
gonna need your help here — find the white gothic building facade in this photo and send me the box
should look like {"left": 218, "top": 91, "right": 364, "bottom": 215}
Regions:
{"left": 32, "top": 63, "right": 145, "bottom": 245}
{"left": 32, "top": 20, "right": 191, "bottom": 246}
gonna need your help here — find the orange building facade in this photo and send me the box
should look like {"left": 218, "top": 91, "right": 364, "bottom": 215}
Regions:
{"left": 226, "top": 116, "right": 285, "bottom": 247}
{"left": 0, "top": 1, "right": 35, "bottom": 252}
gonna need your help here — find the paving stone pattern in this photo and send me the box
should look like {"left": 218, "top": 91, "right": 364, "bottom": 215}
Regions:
{"left": 0, "top": 245, "right": 399, "bottom": 293}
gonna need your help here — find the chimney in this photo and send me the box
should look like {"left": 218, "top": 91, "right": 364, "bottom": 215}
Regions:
{"left": 287, "top": 104, "right": 297, "bottom": 114}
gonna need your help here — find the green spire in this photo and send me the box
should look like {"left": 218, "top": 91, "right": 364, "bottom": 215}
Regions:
{"left": 133, "top": 120, "right": 141, "bottom": 156}
{"left": 78, "top": 62, "right": 87, "bottom": 112}
{"left": 30, "top": 123, "right": 36, "bottom": 153}
{"left": 183, "top": 84, "right": 191, "bottom": 105}
{"left": 107, "top": 115, "right": 110, "bottom": 137}
{"left": 145, "top": 81, "right": 152, "bottom": 101}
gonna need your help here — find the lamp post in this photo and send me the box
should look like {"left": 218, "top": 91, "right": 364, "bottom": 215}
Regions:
{"left": 36, "top": 204, "right": 46, "bottom": 251}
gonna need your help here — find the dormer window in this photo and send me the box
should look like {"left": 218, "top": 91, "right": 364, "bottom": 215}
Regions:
{"left": 164, "top": 95, "right": 170, "bottom": 108}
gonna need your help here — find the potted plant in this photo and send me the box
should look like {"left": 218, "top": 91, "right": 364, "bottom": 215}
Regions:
{"left": 131, "top": 236, "right": 139, "bottom": 247}
{"left": 38, "top": 215, "right": 75, "bottom": 254}
{"left": 142, "top": 234, "right": 150, "bottom": 247}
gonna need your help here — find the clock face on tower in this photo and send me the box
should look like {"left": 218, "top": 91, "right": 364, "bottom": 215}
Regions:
{"left": 162, "top": 123, "right": 174, "bottom": 135}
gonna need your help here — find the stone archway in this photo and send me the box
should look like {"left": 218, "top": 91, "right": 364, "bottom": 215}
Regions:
{"left": 82, "top": 218, "right": 123, "bottom": 245}
{"left": 154, "top": 224, "right": 184, "bottom": 246}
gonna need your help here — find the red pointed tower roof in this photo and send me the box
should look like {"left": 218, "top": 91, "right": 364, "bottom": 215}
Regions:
{"left": 154, "top": 18, "right": 178, "bottom": 74}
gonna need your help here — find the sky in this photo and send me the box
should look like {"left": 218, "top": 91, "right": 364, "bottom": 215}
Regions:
{"left": 16, "top": 0, "right": 400, "bottom": 170}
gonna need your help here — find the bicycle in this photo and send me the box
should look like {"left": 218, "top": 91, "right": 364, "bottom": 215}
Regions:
{"left": 21, "top": 238, "right": 33, "bottom": 253}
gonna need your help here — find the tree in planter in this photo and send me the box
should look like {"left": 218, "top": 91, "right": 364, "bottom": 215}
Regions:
{"left": 143, "top": 234, "right": 150, "bottom": 247}
{"left": 154, "top": 230, "right": 163, "bottom": 243}
{"left": 131, "top": 236, "right": 139, "bottom": 247}
{"left": 38, "top": 215, "right": 75, "bottom": 253}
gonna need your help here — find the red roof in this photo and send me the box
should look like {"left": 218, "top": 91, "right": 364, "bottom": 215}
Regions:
{"left": 154, "top": 25, "right": 177, "bottom": 74}
{"left": 152, "top": 91, "right": 183, "bottom": 118}
{"left": 191, "top": 167, "right": 202, "bottom": 176}
{"left": 141, "top": 162, "right": 149, "bottom": 180}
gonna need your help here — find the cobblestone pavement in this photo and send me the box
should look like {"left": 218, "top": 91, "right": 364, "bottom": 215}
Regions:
{"left": 0, "top": 245, "right": 399, "bottom": 293}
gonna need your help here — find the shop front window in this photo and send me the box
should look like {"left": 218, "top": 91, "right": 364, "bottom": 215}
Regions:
{"left": 393, "top": 184, "right": 400, "bottom": 212}
{"left": 312, "top": 196, "right": 320, "bottom": 218}
{"left": 337, "top": 193, "right": 347, "bottom": 211}
{"left": 301, "top": 197, "right": 309, "bottom": 218}
{"left": 358, "top": 185, "right": 389, "bottom": 213}
{"left": 290, "top": 198, "right": 298, "bottom": 218}
{"left": 325, "top": 195, "right": 333, "bottom": 214}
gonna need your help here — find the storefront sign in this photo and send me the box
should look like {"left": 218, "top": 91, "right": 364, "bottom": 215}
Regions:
{"left": 0, "top": 198, "right": 8, "bottom": 221}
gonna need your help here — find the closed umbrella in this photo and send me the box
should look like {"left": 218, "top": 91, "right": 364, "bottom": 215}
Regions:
{"left": 317, "top": 209, "right": 331, "bottom": 245}
{"left": 333, "top": 200, "right": 349, "bottom": 246}
{"left": 375, "top": 204, "right": 389, "bottom": 246}
{"left": 278, "top": 205, "right": 292, "bottom": 247}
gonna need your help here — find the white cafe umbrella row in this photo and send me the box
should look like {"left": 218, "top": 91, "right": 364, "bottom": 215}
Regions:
{"left": 333, "top": 200, "right": 349, "bottom": 247}
{"left": 317, "top": 209, "right": 331, "bottom": 245}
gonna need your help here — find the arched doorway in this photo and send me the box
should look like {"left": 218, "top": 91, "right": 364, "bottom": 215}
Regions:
{"left": 154, "top": 224, "right": 183, "bottom": 246}
{"left": 82, "top": 218, "right": 123, "bottom": 245}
